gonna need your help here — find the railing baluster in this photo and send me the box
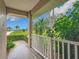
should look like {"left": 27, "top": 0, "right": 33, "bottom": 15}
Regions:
{"left": 58, "top": 41, "right": 60, "bottom": 59}
{"left": 50, "top": 38, "right": 53, "bottom": 59}
{"left": 75, "top": 45, "right": 78, "bottom": 59}
{"left": 32, "top": 35, "right": 79, "bottom": 59}
{"left": 54, "top": 40, "right": 56, "bottom": 59}
{"left": 36, "top": 36, "right": 37, "bottom": 49}
{"left": 35, "top": 36, "right": 36, "bottom": 48}
{"left": 62, "top": 42, "right": 64, "bottom": 59}
{"left": 43, "top": 37, "right": 45, "bottom": 57}
{"left": 68, "top": 43, "right": 70, "bottom": 59}
{"left": 45, "top": 37, "right": 47, "bottom": 58}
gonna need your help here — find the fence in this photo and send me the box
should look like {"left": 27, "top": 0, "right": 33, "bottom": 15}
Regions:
{"left": 32, "top": 34, "right": 79, "bottom": 59}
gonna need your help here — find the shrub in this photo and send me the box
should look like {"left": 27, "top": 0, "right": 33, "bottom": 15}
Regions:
{"left": 7, "top": 35, "right": 28, "bottom": 42}
{"left": 7, "top": 39, "right": 15, "bottom": 49}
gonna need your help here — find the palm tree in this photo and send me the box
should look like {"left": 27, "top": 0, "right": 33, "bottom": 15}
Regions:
{"left": 7, "top": 27, "right": 12, "bottom": 31}
{"left": 15, "top": 26, "right": 20, "bottom": 30}
{"left": 33, "top": 18, "right": 48, "bottom": 35}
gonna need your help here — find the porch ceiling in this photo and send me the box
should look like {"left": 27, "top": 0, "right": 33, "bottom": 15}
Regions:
{"left": 4, "top": 0, "right": 40, "bottom": 11}
{"left": 4, "top": 0, "right": 66, "bottom": 18}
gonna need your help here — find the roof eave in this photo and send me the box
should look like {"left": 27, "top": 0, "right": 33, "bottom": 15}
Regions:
{"left": 32, "top": 0, "right": 67, "bottom": 19}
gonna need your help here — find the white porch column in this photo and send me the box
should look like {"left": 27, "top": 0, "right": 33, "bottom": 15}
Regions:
{"left": 0, "top": 0, "right": 7, "bottom": 59}
{"left": 28, "top": 11, "right": 32, "bottom": 48}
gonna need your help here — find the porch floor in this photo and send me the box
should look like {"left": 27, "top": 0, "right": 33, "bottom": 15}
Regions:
{"left": 7, "top": 41, "right": 37, "bottom": 59}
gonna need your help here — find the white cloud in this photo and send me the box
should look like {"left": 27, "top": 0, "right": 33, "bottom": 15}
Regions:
{"left": 11, "top": 17, "right": 16, "bottom": 21}
{"left": 54, "top": 0, "right": 76, "bottom": 15}
{"left": 7, "top": 16, "right": 16, "bottom": 21}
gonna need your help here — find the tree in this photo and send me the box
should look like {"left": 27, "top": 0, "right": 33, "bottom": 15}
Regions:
{"left": 33, "top": 18, "right": 48, "bottom": 35}
{"left": 15, "top": 26, "right": 20, "bottom": 30}
{"left": 7, "top": 27, "right": 12, "bottom": 31}
{"left": 33, "top": 22, "right": 38, "bottom": 34}
{"left": 53, "top": 1, "right": 79, "bottom": 41}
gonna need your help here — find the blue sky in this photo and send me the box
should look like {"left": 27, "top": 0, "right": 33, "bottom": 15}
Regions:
{"left": 7, "top": 12, "right": 49, "bottom": 30}
{"left": 6, "top": 16, "right": 29, "bottom": 30}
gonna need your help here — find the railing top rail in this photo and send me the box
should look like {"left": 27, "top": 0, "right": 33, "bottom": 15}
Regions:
{"left": 32, "top": 34, "right": 79, "bottom": 46}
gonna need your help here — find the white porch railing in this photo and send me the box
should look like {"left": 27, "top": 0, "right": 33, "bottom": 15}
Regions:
{"left": 32, "top": 35, "right": 79, "bottom": 59}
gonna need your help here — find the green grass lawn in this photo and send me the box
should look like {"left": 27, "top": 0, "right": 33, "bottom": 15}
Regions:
{"left": 7, "top": 30, "right": 28, "bottom": 49}
{"left": 11, "top": 31, "right": 28, "bottom": 36}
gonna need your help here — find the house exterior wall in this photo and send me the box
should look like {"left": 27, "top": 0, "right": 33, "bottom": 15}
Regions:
{"left": 0, "top": 0, "right": 6, "bottom": 59}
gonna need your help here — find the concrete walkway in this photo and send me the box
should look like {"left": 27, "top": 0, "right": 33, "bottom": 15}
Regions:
{"left": 7, "top": 41, "right": 37, "bottom": 59}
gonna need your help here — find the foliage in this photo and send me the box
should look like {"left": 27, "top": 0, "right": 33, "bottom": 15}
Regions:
{"left": 7, "top": 38, "right": 15, "bottom": 49}
{"left": 53, "top": 1, "right": 79, "bottom": 41}
{"left": 7, "top": 31, "right": 28, "bottom": 42}
{"left": 7, "top": 27, "right": 12, "bottom": 31}
{"left": 33, "top": 18, "right": 48, "bottom": 35}
{"left": 11, "top": 31, "right": 28, "bottom": 36}
{"left": 15, "top": 26, "right": 20, "bottom": 30}
{"left": 43, "top": 28, "right": 54, "bottom": 37}
{"left": 22, "top": 29, "right": 26, "bottom": 32}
